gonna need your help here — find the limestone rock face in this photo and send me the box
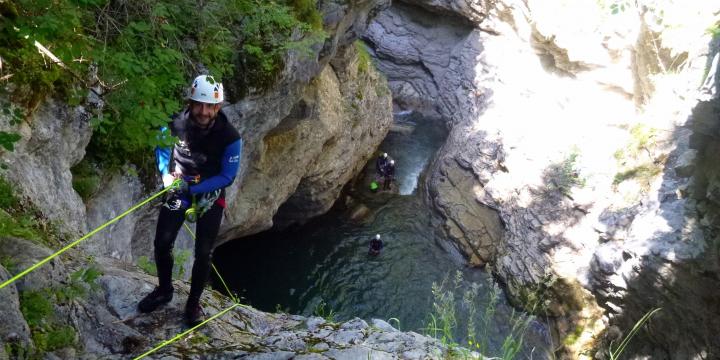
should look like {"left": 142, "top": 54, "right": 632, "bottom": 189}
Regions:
{"left": 81, "top": 6, "right": 391, "bottom": 285}
{"left": 368, "top": 0, "right": 720, "bottom": 356}
{"left": 0, "top": 237, "right": 67, "bottom": 292}
{"left": 219, "top": 46, "right": 392, "bottom": 239}
{"left": 271, "top": 46, "right": 393, "bottom": 228}
{"left": 398, "top": 0, "right": 490, "bottom": 24}
{"left": 83, "top": 168, "right": 144, "bottom": 262}
{"left": 364, "top": 2, "right": 480, "bottom": 119}
{"left": 0, "top": 265, "right": 32, "bottom": 352}
{"left": 0, "top": 247, "right": 477, "bottom": 359}
{"left": 0, "top": 100, "right": 91, "bottom": 235}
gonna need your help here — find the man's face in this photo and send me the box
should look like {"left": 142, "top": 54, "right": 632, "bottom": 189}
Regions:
{"left": 189, "top": 101, "right": 221, "bottom": 127}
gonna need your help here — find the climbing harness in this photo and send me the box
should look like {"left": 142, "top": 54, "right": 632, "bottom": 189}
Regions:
{"left": 174, "top": 175, "right": 208, "bottom": 223}
{"left": 184, "top": 196, "right": 199, "bottom": 223}
{"left": 0, "top": 179, "right": 183, "bottom": 290}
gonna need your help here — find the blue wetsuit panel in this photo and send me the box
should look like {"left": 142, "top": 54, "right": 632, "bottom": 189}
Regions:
{"left": 155, "top": 127, "right": 172, "bottom": 176}
{"left": 189, "top": 139, "right": 242, "bottom": 195}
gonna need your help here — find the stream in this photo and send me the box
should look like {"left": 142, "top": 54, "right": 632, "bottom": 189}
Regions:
{"left": 214, "top": 112, "right": 552, "bottom": 358}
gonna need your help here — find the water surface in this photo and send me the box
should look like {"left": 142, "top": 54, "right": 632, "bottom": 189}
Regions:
{"left": 214, "top": 112, "right": 551, "bottom": 358}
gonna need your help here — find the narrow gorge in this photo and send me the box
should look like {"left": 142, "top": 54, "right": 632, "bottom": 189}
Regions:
{"left": 1, "top": 0, "right": 720, "bottom": 359}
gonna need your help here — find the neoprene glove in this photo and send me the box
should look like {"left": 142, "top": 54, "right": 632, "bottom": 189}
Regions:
{"left": 162, "top": 174, "right": 175, "bottom": 188}
{"left": 175, "top": 179, "right": 189, "bottom": 193}
{"left": 198, "top": 197, "right": 210, "bottom": 208}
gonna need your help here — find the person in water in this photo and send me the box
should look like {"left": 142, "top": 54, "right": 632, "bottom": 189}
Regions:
{"left": 376, "top": 152, "right": 389, "bottom": 177}
{"left": 369, "top": 234, "right": 384, "bottom": 255}
{"left": 382, "top": 159, "right": 395, "bottom": 190}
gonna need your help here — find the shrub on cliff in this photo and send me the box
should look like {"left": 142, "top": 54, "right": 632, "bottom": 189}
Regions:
{"left": 0, "top": 0, "right": 324, "bottom": 172}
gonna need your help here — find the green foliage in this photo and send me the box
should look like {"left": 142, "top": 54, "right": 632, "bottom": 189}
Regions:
{"left": 0, "top": 209, "right": 46, "bottom": 243}
{"left": 424, "top": 271, "right": 534, "bottom": 360}
{"left": 426, "top": 274, "right": 459, "bottom": 346}
{"left": 613, "top": 124, "right": 663, "bottom": 191}
{"left": 550, "top": 148, "right": 585, "bottom": 196}
{"left": 312, "top": 298, "right": 336, "bottom": 322}
{"left": 0, "top": 0, "right": 93, "bottom": 110}
{"left": 500, "top": 310, "right": 533, "bottom": 360}
{"left": 612, "top": 164, "right": 662, "bottom": 188}
{"left": 0, "top": 254, "right": 16, "bottom": 273}
{"left": 3, "top": 0, "right": 324, "bottom": 173}
{"left": 137, "top": 249, "right": 190, "bottom": 279}
{"left": 0, "top": 178, "right": 63, "bottom": 246}
{"left": 355, "top": 40, "right": 372, "bottom": 74}
{"left": 515, "top": 271, "right": 556, "bottom": 315}
{"left": 16, "top": 267, "right": 104, "bottom": 354}
{"left": 0, "top": 131, "right": 21, "bottom": 151}
{"left": 608, "top": 0, "right": 632, "bottom": 15}
{"left": 707, "top": 23, "right": 720, "bottom": 38}
{"left": 238, "top": 0, "right": 325, "bottom": 93}
{"left": 20, "top": 289, "right": 77, "bottom": 352}
{"left": 173, "top": 248, "right": 191, "bottom": 279}
{"left": 472, "top": 281, "right": 498, "bottom": 355}
{"left": 628, "top": 124, "right": 657, "bottom": 156}
{"left": 188, "top": 332, "right": 211, "bottom": 346}
{"left": 0, "top": 176, "right": 18, "bottom": 209}
{"left": 137, "top": 255, "right": 157, "bottom": 276}
{"left": 32, "top": 325, "right": 76, "bottom": 352}
{"left": 0, "top": 101, "right": 25, "bottom": 151}
{"left": 70, "top": 159, "right": 102, "bottom": 202}
{"left": 563, "top": 324, "right": 585, "bottom": 346}
{"left": 609, "top": 308, "right": 661, "bottom": 360}
{"left": 55, "top": 266, "right": 103, "bottom": 302}
{"left": 285, "top": 0, "right": 322, "bottom": 30}
{"left": 19, "top": 290, "right": 54, "bottom": 328}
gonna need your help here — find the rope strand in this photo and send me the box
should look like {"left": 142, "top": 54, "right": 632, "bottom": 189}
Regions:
{"left": 0, "top": 185, "right": 173, "bottom": 290}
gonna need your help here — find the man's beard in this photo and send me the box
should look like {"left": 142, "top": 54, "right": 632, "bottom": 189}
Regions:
{"left": 189, "top": 112, "right": 216, "bottom": 130}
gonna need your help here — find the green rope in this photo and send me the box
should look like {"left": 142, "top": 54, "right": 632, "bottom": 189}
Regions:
{"left": 0, "top": 185, "right": 174, "bottom": 290}
{"left": 133, "top": 303, "right": 240, "bottom": 360}
{"left": 181, "top": 223, "right": 238, "bottom": 303}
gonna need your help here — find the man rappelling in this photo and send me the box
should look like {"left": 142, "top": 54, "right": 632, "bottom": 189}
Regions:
{"left": 137, "top": 75, "right": 242, "bottom": 326}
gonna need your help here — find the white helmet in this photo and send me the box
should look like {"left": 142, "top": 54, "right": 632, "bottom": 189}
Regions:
{"left": 382, "top": 153, "right": 388, "bottom": 158}
{"left": 190, "top": 75, "right": 224, "bottom": 104}
{"left": 389, "top": 160, "right": 395, "bottom": 165}
{"left": 375, "top": 234, "right": 381, "bottom": 240}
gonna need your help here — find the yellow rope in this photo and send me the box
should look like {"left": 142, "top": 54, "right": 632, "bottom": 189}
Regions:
{"left": 181, "top": 222, "right": 238, "bottom": 303}
{"left": 135, "top": 223, "right": 245, "bottom": 359}
{"left": 0, "top": 185, "right": 172, "bottom": 290}
{"left": 0, "top": 178, "right": 246, "bottom": 359}
{"left": 132, "top": 303, "right": 240, "bottom": 360}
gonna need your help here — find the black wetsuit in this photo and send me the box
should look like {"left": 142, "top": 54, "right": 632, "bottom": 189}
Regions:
{"left": 376, "top": 155, "right": 389, "bottom": 176}
{"left": 382, "top": 162, "right": 395, "bottom": 190}
{"left": 153, "top": 109, "right": 242, "bottom": 305}
{"left": 369, "top": 237, "right": 384, "bottom": 254}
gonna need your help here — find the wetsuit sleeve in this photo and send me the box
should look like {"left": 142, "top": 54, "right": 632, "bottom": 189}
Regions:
{"left": 189, "top": 138, "right": 243, "bottom": 195}
{"left": 155, "top": 126, "right": 171, "bottom": 176}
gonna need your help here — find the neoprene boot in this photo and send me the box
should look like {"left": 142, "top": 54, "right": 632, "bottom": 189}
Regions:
{"left": 138, "top": 286, "right": 174, "bottom": 313}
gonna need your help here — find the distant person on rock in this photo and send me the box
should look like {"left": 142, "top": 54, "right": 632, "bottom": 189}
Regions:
{"left": 369, "top": 234, "right": 384, "bottom": 256}
{"left": 382, "top": 159, "right": 395, "bottom": 190}
{"left": 376, "top": 152, "right": 389, "bottom": 177}
{"left": 138, "top": 75, "right": 243, "bottom": 326}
